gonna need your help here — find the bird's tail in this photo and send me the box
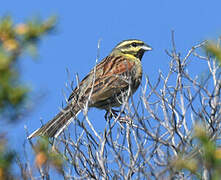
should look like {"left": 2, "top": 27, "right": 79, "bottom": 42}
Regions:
{"left": 28, "top": 104, "right": 81, "bottom": 139}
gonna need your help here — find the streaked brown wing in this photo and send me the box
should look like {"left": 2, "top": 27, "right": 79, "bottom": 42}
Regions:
{"left": 68, "top": 55, "right": 135, "bottom": 105}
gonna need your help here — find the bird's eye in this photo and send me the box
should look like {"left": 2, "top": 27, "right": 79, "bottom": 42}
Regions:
{"left": 131, "top": 42, "right": 137, "bottom": 47}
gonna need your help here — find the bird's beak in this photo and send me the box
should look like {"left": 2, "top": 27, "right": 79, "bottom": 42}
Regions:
{"left": 142, "top": 44, "right": 152, "bottom": 51}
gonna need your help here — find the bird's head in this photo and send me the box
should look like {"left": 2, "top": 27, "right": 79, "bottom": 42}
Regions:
{"left": 111, "top": 39, "right": 152, "bottom": 60}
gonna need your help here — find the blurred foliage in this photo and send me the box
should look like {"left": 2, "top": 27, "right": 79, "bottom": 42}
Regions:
{"left": 173, "top": 42, "right": 221, "bottom": 179}
{"left": 173, "top": 124, "right": 221, "bottom": 179}
{"left": 194, "top": 125, "right": 221, "bottom": 179}
{"left": 0, "top": 15, "right": 56, "bottom": 178}
{"left": 34, "top": 137, "right": 64, "bottom": 174}
{"left": 0, "top": 134, "right": 15, "bottom": 180}
{"left": 0, "top": 15, "right": 56, "bottom": 122}
{"left": 205, "top": 40, "right": 221, "bottom": 65}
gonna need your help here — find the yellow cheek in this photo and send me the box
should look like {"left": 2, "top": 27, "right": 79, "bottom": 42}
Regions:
{"left": 123, "top": 53, "right": 136, "bottom": 59}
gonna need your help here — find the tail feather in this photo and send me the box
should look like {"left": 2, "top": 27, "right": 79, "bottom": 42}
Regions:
{"left": 28, "top": 105, "right": 81, "bottom": 139}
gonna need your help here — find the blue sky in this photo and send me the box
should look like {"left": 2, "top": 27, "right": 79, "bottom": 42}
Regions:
{"left": 1, "top": 0, "right": 221, "bottom": 172}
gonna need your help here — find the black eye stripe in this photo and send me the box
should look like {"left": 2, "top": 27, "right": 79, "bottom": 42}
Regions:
{"left": 131, "top": 42, "right": 137, "bottom": 47}
{"left": 131, "top": 42, "right": 144, "bottom": 47}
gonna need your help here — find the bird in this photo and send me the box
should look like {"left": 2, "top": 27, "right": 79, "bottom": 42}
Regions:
{"left": 28, "top": 39, "right": 152, "bottom": 139}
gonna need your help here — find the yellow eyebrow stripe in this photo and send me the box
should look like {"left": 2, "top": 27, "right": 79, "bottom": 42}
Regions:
{"left": 115, "top": 40, "right": 143, "bottom": 48}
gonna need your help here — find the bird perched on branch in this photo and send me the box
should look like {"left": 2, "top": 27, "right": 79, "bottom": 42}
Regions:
{"left": 28, "top": 39, "right": 152, "bottom": 139}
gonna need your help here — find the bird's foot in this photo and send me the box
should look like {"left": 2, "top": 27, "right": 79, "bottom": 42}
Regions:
{"left": 104, "top": 108, "right": 126, "bottom": 120}
{"left": 104, "top": 109, "right": 133, "bottom": 131}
